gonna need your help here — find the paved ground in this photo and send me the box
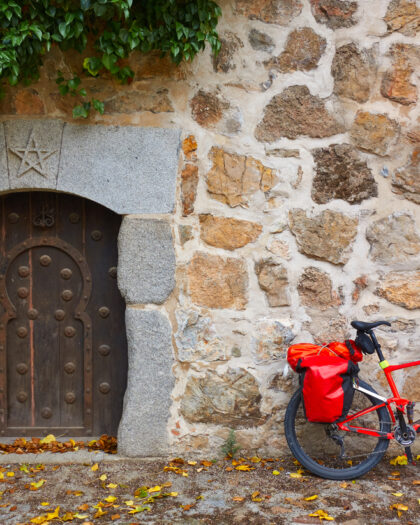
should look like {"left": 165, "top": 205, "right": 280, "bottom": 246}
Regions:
{"left": 0, "top": 451, "right": 419, "bottom": 524}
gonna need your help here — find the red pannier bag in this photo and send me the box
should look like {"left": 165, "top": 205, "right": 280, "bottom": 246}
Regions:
{"left": 295, "top": 355, "right": 359, "bottom": 423}
{"left": 287, "top": 340, "right": 362, "bottom": 372}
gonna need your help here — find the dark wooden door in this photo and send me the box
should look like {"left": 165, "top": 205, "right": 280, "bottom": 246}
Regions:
{"left": 0, "top": 192, "right": 127, "bottom": 437}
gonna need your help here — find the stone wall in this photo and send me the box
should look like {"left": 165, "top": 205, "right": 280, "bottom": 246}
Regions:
{"left": 1, "top": 0, "right": 419, "bottom": 456}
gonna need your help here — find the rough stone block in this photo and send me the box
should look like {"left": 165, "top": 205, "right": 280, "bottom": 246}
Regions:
{"left": 235, "top": 0, "right": 303, "bottom": 25}
{"left": 310, "top": 0, "right": 358, "bottom": 29}
{"left": 255, "top": 85, "right": 344, "bottom": 142}
{"left": 118, "top": 309, "right": 174, "bottom": 456}
{"left": 180, "top": 367, "right": 263, "bottom": 426}
{"left": 264, "top": 27, "right": 326, "bottom": 73}
{"left": 58, "top": 124, "right": 180, "bottom": 214}
{"left": 289, "top": 209, "right": 358, "bottom": 265}
{"left": 4, "top": 120, "right": 64, "bottom": 191}
{"left": 118, "top": 217, "right": 175, "bottom": 305}
{"left": 312, "top": 143, "right": 377, "bottom": 204}
{"left": 188, "top": 252, "right": 248, "bottom": 310}
{"left": 376, "top": 270, "right": 420, "bottom": 310}
{"left": 0, "top": 124, "right": 9, "bottom": 193}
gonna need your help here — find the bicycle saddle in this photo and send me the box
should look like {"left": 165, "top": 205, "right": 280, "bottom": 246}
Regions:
{"left": 351, "top": 320, "right": 391, "bottom": 332}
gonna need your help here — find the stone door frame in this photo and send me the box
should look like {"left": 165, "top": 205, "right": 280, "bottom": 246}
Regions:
{"left": 0, "top": 119, "right": 180, "bottom": 456}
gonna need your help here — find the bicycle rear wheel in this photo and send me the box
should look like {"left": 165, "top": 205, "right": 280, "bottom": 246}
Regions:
{"left": 284, "top": 380, "right": 391, "bottom": 480}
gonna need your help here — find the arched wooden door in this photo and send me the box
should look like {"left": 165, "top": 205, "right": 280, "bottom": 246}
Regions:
{"left": 0, "top": 192, "right": 127, "bottom": 437}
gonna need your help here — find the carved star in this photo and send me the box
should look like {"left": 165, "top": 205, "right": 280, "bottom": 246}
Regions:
{"left": 9, "top": 129, "right": 58, "bottom": 179}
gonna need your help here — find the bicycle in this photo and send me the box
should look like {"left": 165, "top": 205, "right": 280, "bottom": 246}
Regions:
{"left": 284, "top": 320, "right": 420, "bottom": 480}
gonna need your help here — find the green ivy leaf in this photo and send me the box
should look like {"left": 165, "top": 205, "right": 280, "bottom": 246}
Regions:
{"left": 73, "top": 104, "right": 89, "bottom": 119}
{"left": 102, "top": 53, "right": 117, "bottom": 71}
{"left": 0, "top": 0, "right": 222, "bottom": 119}
{"left": 58, "top": 22, "right": 67, "bottom": 38}
{"left": 68, "top": 76, "right": 81, "bottom": 90}
{"left": 92, "top": 98, "right": 104, "bottom": 115}
{"left": 58, "top": 84, "right": 69, "bottom": 95}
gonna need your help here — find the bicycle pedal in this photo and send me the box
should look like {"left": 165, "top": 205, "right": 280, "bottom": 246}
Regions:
{"left": 404, "top": 447, "right": 414, "bottom": 464}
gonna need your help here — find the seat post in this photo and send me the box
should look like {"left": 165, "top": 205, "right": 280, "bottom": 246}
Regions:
{"left": 368, "top": 330, "right": 385, "bottom": 362}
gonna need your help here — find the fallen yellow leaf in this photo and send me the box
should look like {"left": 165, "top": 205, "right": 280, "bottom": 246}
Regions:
{"left": 94, "top": 508, "right": 107, "bottom": 518}
{"left": 46, "top": 507, "right": 60, "bottom": 519}
{"left": 105, "top": 496, "right": 117, "bottom": 503}
{"left": 6, "top": 472, "right": 14, "bottom": 477}
{"left": 272, "top": 470, "right": 280, "bottom": 475}
{"left": 99, "top": 474, "right": 107, "bottom": 481}
{"left": 40, "top": 502, "right": 50, "bottom": 506}
{"left": 107, "top": 483, "right": 118, "bottom": 489}
{"left": 390, "top": 503, "right": 408, "bottom": 511}
{"left": 290, "top": 472, "right": 302, "bottom": 478}
{"left": 124, "top": 500, "right": 134, "bottom": 506}
{"left": 235, "top": 465, "right": 254, "bottom": 471}
{"left": 309, "top": 509, "right": 334, "bottom": 521}
{"left": 39, "top": 434, "right": 56, "bottom": 445}
{"left": 304, "top": 495, "right": 318, "bottom": 501}
{"left": 128, "top": 505, "right": 150, "bottom": 514}
{"left": 30, "top": 479, "right": 46, "bottom": 490}
{"left": 148, "top": 486, "right": 162, "bottom": 493}
{"left": 134, "top": 487, "right": 148, "bottom": 498}
{"left": 91, "top": 463, "right": 99, "bottom": 472}
{"left": 250, "top": 456, "right": 261, "bottom": 463}
{"left": 390, "top": 455, "right": 408, "bottom": 466}
{"left": 31, "top": 515, "right": 49, "bottom": 524}
{"left": 392, "top": 492, "right": 403, "bottom": 497}
{"left": 187, "top": 461, "right": 197, "bottom": 466}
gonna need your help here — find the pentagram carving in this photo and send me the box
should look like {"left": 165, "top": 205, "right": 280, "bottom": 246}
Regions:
{"left": 9, "top": 129, "right": 58, "bottom": 179}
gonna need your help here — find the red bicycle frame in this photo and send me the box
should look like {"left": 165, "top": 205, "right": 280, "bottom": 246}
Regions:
{"left": 337, "top": 359, "right": 420, "bottom": 438}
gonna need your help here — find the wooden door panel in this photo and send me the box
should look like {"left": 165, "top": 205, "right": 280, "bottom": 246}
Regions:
{"left": 0, "top": 192, "right": 127, "bottom": 437}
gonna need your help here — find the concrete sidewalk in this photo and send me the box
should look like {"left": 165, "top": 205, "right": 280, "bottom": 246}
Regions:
{"left": 0, "top": 452, "right": 419, "bottom": 524}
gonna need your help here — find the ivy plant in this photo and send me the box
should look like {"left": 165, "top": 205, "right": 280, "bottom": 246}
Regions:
{"left": 0, "top": 0, "right": 222, "bottom": 118}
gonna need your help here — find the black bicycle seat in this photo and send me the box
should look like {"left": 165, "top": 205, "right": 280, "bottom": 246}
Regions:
{"left": 351, "top": 320, "right": 391, "bottom": 332}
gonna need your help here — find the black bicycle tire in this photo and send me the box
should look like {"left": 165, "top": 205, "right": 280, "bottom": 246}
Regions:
{"left": 284, "top": 379, "right": 391, "bottom": 480}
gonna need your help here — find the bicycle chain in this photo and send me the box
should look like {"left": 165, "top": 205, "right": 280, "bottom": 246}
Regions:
{"left": 306, "top": 419, "right": 396, "bottom": 461}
